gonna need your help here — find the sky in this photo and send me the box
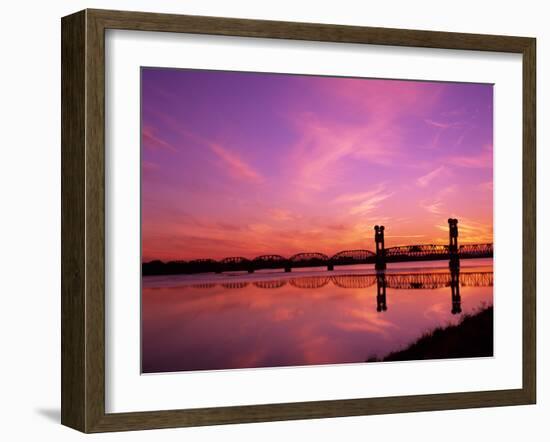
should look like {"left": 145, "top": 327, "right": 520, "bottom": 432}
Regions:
{"left": 141, "top": 68, "right": 493, "bottom": 262}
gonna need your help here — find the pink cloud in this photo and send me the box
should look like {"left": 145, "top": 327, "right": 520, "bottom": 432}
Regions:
{"left": 142, "top": 125, "right": 177, "bottom": 153}
{"left": 310, "top": 77, "right": 443, "bottom": 120}
{"left": 424, "top": 119, "right": 463, "bottom": 129}
{"left": 209, "top": 143, "right": 264, "bottom": 184}
{"left": 421, "top": 200, "right": 444, "bottom": 214}
{"left": 280, "top": 79, "right": 446, "bottom": 194}
{"left": 348, "top": 191, "right": 394, "bottom": 216}
{"left": 449, "top": 144, "right": 493, "bottom": 169}
{"left": 450, "top": 153, "right": 492, "bottom": 168}
{"left": 145, "top": 110, "right": 264, "bottom": 185}
{"left": 416, "top": 166, "right": 447, "bottom": 187}
{"left": 435, "top": 216, "right": 493, "bottom": 244}
{"left": 333, "top": 187, "right": 388, "bottom": 204}
{"left": 269, "top": 208, "right": 299, "bottom": 222}
{"left": 286, "top": 115, "right": 402, "bottom": 192}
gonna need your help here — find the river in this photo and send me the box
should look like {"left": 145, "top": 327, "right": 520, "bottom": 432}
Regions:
{"left": 142, "top": 258, "right": 493, "bottom": 373}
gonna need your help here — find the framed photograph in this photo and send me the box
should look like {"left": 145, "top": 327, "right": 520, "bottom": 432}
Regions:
{"left": 61, "top": 9, "right": 536, "bottom": 433}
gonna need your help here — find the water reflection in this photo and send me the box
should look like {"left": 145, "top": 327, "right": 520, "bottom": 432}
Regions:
{"left": 142, "top": 259, "right": 493, "bottom": 373}
{"left": 376, "top": 272, "right": 387, "bottom": 312}
{"left": 451, "top": 267, "right": 462, "bottom": 315}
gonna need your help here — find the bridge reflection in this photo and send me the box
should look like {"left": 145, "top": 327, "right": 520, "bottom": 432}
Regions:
{"left": 189, "top": 272, "right": 492, "bottom": 290}
{"left": 376, "top": 272, "right": 387, "bottom": 312}
{"left": 189, "top": 271, "right": 493, "bottom": 290}
{"left": 183, "top": 271, "right": 491, "bottom": 315}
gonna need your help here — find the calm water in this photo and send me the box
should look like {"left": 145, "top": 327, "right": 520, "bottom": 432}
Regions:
{"left": 142, "top": 258, "right": 493, "bottom": 373}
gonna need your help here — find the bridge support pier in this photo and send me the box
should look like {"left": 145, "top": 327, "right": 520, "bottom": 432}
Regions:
{"left": 327, "top": 263, "right": 334, "bottom": 271}
{"left": 448, "top": 218, "right": 460, "bottom": 270}
{"left": 284, "top": 266, "right": 291, "bottom": 273}
{"left": 374, "top": 225, "right": 386, "bottom": 271}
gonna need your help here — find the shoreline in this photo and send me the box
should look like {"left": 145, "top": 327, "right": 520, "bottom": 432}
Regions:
{"left": 367, "top": 305, "right": 494, "bottom": 363}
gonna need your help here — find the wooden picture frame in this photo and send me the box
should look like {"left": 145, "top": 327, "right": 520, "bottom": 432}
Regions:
{"left": 61, "top": 8, "right": 536, "bottom": 433}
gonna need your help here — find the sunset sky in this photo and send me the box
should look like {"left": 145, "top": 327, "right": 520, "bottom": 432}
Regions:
{"left": 141, "top": 68, "right": 493, "bottom": 262}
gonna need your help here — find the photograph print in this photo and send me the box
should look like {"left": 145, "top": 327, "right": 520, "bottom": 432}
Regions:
{"left": 141, "top": 68, "right": 494, "bottom": 374}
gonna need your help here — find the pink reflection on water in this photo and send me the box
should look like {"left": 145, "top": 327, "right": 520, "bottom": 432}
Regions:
{"left": 142, "top": 259, "right": 493, "bottom": 373}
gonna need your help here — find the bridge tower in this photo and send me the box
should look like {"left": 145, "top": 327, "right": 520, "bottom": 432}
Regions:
{"left": 376, "top": 272, "right": 387, "bottom": 312}
{"left": 374, "top": 225, "right": 386, "bottom": 270}
{"left": 448, "top": 218, "right": 459, "bottom": 270}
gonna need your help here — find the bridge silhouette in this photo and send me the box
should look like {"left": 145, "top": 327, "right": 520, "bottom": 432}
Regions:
{"left": 142, "top": 218, "right": 493, "bottom": 276}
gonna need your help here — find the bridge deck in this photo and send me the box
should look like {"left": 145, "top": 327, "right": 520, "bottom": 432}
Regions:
{"left": 143, "top": 243, "right": 493, "bottom": 276}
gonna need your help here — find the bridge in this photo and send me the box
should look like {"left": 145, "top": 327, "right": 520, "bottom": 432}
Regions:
{"left": 142, "top": 218, "right": 492, "bottom": 276}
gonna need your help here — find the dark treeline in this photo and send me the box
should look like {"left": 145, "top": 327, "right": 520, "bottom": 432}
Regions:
{"left": 142, "top": 259, "right": 220, "bottom": 276}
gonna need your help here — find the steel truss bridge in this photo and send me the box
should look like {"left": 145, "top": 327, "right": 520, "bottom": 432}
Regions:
{"left": 142, "top": 243, "right": 493, "bottom": 276}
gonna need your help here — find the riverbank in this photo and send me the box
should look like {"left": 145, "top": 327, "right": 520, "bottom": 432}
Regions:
{"left": 371, "top": 305, "right": 493, "bottom": 362}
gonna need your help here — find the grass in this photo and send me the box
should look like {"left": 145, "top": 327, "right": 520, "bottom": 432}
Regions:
{"left": 368, "top": 305, "right": 493, "bottom": 363}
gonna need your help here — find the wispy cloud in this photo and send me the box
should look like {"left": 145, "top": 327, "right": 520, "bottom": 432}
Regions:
{"left": 419, "top": 184, "right": 461, "bottom": 216}
{"left": 143, "top": 110, "right": 264, "bottom": 184}
{"left": 449, "top": 143, "right": 493, "bottom": 169}
{"left": 441, "top": 107, "right": 468, "bottom": 117}
{"left": 424, "top": 119, "right": 462, "bottom": 129}
{"left": 416, "top": 166, "right": 447, "bottom": 187}
{"left": 333, "top": 188, "right": 387, "bottom": 204}
{"left": 142, "top": 125, "right": 177, "bottom": 152}
{"left": 286, "top": 115, "right": 402, "bottom": 192}
{"left": 435, "top": 216, "right": 493, "bottom": 243}
{"left": 422, "top": 201, "right": 443, "bottom": 214}
{"left": 424, "top": 118, "right": 470, "bottom": 150}
{"left": 209, "top": 143, "right": 264, "bottom": 184}
{"left": 282, "top": 78, "right": 446, "bottom": 192}
{"left": 454, "top": 133, "right": 466, "bottom": 148}
{"left": 268, "top": 208, "right": 299, "bottom": 222}
{"left": 344, "top": 187, "right": 394, "bottom": 216}
{"left": 450, "top": 153, "right": 492, "bottom": 168}
{"left": 313, "top": 77, "right": 443, "bottom": 120}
